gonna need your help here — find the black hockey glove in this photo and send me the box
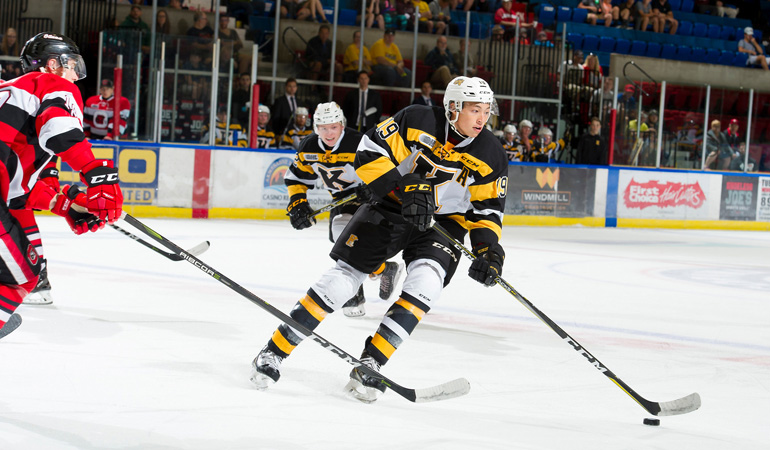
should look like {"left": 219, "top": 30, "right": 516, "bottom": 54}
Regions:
{"left": 469, "top": 242, "right": 505, "bottom": 287}
{"left": 287, "top": 197, "right": 316, "bottom": 230}
{"left": 355, "top": 183, "right": 374, "bottom": 204}
{"left": 396, "top": 173, "right": 434, "bottom": 232}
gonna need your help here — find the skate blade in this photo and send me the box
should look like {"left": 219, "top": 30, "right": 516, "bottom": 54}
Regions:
{"left": 344, "top": 378, "right": 381, "bottom": 404}
{"left": 342, "top": 305, "right": 366, "bottom": 318}
{"left": 23, "top": 290, "right": 52, "bottom": 305}
{"left": 249, "top": 370, "right": 276, "bottom": 391}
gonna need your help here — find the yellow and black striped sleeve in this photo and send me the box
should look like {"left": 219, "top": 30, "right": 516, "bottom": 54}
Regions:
{"left": 465, "top": 134, "right": 508, "bottom": 248}
{"left": 284, "top": 137, "right": 319, "bottom": 203}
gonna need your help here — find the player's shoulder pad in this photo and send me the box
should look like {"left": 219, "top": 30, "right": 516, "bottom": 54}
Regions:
{"left": 475, "top": 128, "right": 509, "bottom": 167}
{"left": 296, "top": 132, "right": 321, "bottom": 152}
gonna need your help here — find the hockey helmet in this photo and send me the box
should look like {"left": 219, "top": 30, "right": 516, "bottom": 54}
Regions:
{"left": 443, "top": 76, "right": 498, "bottom": 137}
{"left": 20, "top": 32, "right": 86, "bottom": 80}
{"left": 503, "top": 124, "right": 517, "bottom": 135}
{"left": 296, "top": 107, "right": 309, "bottom": 117}
{"left": 519, "top": 119, "right": 533, "bottom": 129}
{"left": 313, "top": 102, "right": 346, "bottom": 134}
{"left": 258, "top": 104, "right": 271, "bottom": 116}
{"left": 538, "top": 127, "right": 552, "bottom": 137}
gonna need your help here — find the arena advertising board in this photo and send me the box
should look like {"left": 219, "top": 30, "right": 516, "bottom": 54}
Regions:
{"left": 58, "top": 144, "right": 159, "bottom": 205}
{"left": 757, "top": 177, "right": 770, "bottom": 222}
{"left": 504, "top": 165, "right": 596, "bottom": 217}
{"left": 719, "top": 176, "right": 758, "bottom": 221}
{"left": 617, "top": 170, "right": 714, "bottom": 220}
{"left": 258, "top": 152, "right": 332, "bottom": 209}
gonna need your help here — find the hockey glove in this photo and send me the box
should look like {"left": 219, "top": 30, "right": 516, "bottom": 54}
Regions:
{"left": 287, "top": 197, "right": 316, "bottom": 230}
{"left": 80, "top": 159, "right": 123, "bottom": 223}
{"left": 354, "top": 183, "right": 374, "bottom": 204}
{"left": 52, "top": 185, "right": 106, "bottom": 235}
{"left": 469, "top": 242, "right": 505, "bottom": 287}
{"left": 396, "top": 173, "right": 434, "bottom": 231}
{"left": 26, "top": 166, "right": 61, "bottom": 210}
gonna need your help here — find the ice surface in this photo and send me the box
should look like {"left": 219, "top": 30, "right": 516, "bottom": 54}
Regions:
{"left": 1, "top": 216, "right": 769, "bottom": 449}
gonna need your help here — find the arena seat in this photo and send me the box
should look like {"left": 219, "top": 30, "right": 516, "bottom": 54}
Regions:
{"left": 557, "top": 6, "right": 572, "bottom": 22}
{"left": 630, "top": 40, "right": 646, "bottom": 56}
{"left": 571, "top": 7, "right": 588, "bottom": 23}
{"left": 645, "top": 42, "right": 661, "bottom": 58}
{"left": 538, "top": 4, "right": 556, "bottom": 27}
{"left": 615, "top": 38, "right": 631, "bottom": 54}
{"left": 599, "top": 36, "right": 615, "bottom": 53}
{"left": 582, "top": 34, "right": 599, "bottom": 53}
{"left": 677, "top": 20, "right": 693, "bottom": 36}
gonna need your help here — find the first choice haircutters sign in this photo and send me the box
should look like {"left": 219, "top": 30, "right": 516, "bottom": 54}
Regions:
{"left": 617, "top": 171, "right": 718, "bottom": 220}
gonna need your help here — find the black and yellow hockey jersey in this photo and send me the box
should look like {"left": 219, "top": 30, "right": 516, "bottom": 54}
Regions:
{"left": 200, "top": 121, "right": 248, "bottom": 147}
{"left": 281, "top": 125, "right": 314, "bottom": 149}
{"left": 284, "top": 128, "right": 365, "bottom": 204}
{"left": 355, "top": 105, "right": 508, "bottom": 248}
{"left": 256, "top": 126, "right": 277, "bottom": 148}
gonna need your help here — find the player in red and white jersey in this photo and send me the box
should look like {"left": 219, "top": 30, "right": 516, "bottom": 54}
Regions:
{"left": 0, "top": 32, "right": 124, "bottom": 336}
{"left": 83, "top": 78, "right": 131, "bottom": 139}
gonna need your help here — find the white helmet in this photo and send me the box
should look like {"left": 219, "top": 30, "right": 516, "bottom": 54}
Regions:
{"left": 313, "top": 101, "right": 346, "bottom": 134}
{"left": 296, "top": 107, "right": 309, "bottom": 117}
{"left": 503, "top": 124, "right": 517, "bottom": 135}
{"left": 538, "top": 127, "right": 553, "bottom": 137}
{"left": 258, "top": 104, "right": 270, "bottom": 116}
{"left": 519, "top": 119, "right": 533, "bottom": 129}
{"left": 443, "top": 76, "right": 498, "bottom": 137}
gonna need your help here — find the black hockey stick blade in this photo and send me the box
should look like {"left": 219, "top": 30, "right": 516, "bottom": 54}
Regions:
{"left": 123, "top": 213, "right": 469, "bottom": 403}
{"left": 110, "top": 224, "right": 210, "bottom": 261}
{"left": 0, "top": 313, "right": 22, "bottom": 340}
{"left": 431, "top": 223, "right": 701, "bottom": 416}
{"left": 310, "top": 193, "right": 358, "bottom": 218}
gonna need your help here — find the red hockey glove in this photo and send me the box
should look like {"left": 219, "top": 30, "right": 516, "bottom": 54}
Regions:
{"left": 80, "top": 160, "right": 123, "bottom": 223}
{"left": 26, "top": 166, "right": 62, "bottom": 210}
{"left": 52, "top": 185, "right": 106, "bottom": 235}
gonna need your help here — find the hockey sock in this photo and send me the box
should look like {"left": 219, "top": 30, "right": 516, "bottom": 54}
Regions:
{"left": 267, "top": 289, "right": 334, "bottom": 358}
{"left": 0, "top": 279, "right": 36, "bottom": 326}
{"left": 365, "top": 292, "right": 431, "bottom": 365}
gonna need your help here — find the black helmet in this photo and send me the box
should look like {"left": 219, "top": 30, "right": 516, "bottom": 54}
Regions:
{"left": 20, "top": 32, "right": 86, "bottom": 80}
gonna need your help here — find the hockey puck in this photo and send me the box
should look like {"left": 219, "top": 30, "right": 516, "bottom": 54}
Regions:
{"left": 643, "top": 418, "right": 660, "bottom": 426}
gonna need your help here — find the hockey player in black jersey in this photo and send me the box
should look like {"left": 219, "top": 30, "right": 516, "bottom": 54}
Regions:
{"left": 283, "top": 102, "right": 404, "bottom": 318}
{"left": 251, "top": 77, "right": 508, "bottom": 403}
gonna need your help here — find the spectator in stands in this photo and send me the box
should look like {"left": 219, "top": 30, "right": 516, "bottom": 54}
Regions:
{"left": 306, "top": 24, "right": 343, "bottom": 82}
{"left": 358, "top": 0, "right": 385, "bottom": 29}
{"left": 407, "top": 0, "right": 442, "bottom": 34}
{"left": 371, "top": 28, "right": 411, "bottom": 87}
{"left": 459, "top": 0, "right": 495, "bottom": 13}
{"left": 0, "top": 27, "right": 21, "bottom": 81}
{"left": 219, "top": 14, "right": 248, "bottom": 72}
{"left": 696, "top": 1, "right": 739, "bottom": 18}
{"left": 228, "top": 0, "right": 267, "bottom": 27}
{"left": 413, "top": 81, "right": 435, "bottom": 106}
{"left": 256, "top": 104, "right": 277, "bottom": 148}
{"left": 181, "top": 50, "right": 211, "bottom": 101}
{"left": 645, "top": 109, "right": 659, "bottom": 143}
{"left": 617, "top": 84, "right": 637, "bottom": 114}
{"left": 282, "top": 107, "right": 313, "bottom": 149}
{"left": 430, "top": 0, "right": 457, "bottom": 36}
{"left": 729, "top": 142, "right": 756, "bottom": 171}
{"left": 599, "top": 0, "right": 618, "bottom": 27}
{"left": 455, "top": 39, "right": 477, "bottom": 77}
{"left": 582, "top": 53, "right": 603, "bottom": 91}
{"left": 156, "top": 9, "right": 171, "bottom": 34}
{"left": 272, "top": 78, "right": 303, "bottom": 139}
{"left": 231, "top": 72, "right": 252, "bottom": 126}
{"left": 592, "top": 76, "right": 614, "bottom": 118}
{"left": 167, "top": 0, "right": 187, "bottom": 9}
{"left": 343, "top": 30, "right": 373, "bottom": 82}
{"left": 187, "top": 11, "right": 215, "bottom": 64}
{"left": 281, "top": 0, "right": 312, "bottom": 21}
{"left": 576, "top": 117, "right": 608, "bottom": 165}
{"left": 491, "top": 25, "right": 505, "bottom": 42}
{"left": 617, "top": 0, "right": 636, "bottom": 29}
{"left": 343, "top": 70, "right": 383, "bottom": 131}
{"left": 307, "top": 0, "right": 330, "bottom": 23}
{"left": 576, "top": 0, "right": 601, "bottom": 26}
{"left": 534, "top": 30, "right": 554, "bottom": 47}
{"left": 495, "top": 0, "right": 534, "bottom": 40}
{"left": 635, "top": 0, "right": 658, "bottom": 32}
{"left": 705, "top": 119, "right": 733, "bottom": 170}
{"left": 119, "top": 5, "right": 151, "bottom": 51}
{"left": 425, "top": 36, "right": 459, "bottom": 89}
{"left": 725, "top": 118, "right": 741, "bottom": 150}
{"left": 652, "top": 0, "right": 678, "bottom": 35}
{"left": 738, "top": 27, "right": 770, "bottom": 71}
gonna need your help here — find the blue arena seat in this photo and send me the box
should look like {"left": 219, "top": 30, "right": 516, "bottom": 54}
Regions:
{"left": 733, "top": 52, "right": 749, "bottom": 67}
{"left": 669, "top": 0, "right": 682, "bottom": 10}
{"left": 755, "top": 29, "right": 764, "bottom": 42}
{"left": 678, "top": 20, "right": 693, "bottom": 36}
{"left": 661, "top": 43, "right": 677, "bottom": 59}
{"left": 557, "top": 6, "right": 572, "bottom": 22}
{"left": 582, "top": 34, "right": 599, "bottom": 52}
{"left": 339, "top": 9, "right": 357, "bottom": 25}
{"left": 705, "top": 48, "right": 721, "bottom": 64}
{"left": 539, "top": 4, "right": 557, "bottom": 27}
{"left": 692, "top": 22, "right": 707, "bottom": 37}
{"left": 681, "top": 0, "right": 694, "bottom": 12}
{"left": 615, "top": 38, "right": 631, "bottom": 54}
{"left": 707, "top": 24, "right": 721, "bottom": 40}
{"left": 599, "top": 36, "right": 615, "bottom": 52}
{"left": 630, "top": 40, "right": 646, "bottom": 56}
{"left": 571, "top": 7, "right": 588, "bottom": 23}
{"left": 567, "top": 32, "right": 583, "bottom": 49}
{"left": 645, "top": 42, "right": 661, "bottom": 58}
{"left": 718, "top": 50, "right": 735, "bottom": 65}
{"left": 674, "top": 45, "right": 691, "bottom": 61}
{"left": 691, "top": 47, "right": 707, "bottom": 63}
{"left": 720, "top": 25, "right": 735, "bottom": 41}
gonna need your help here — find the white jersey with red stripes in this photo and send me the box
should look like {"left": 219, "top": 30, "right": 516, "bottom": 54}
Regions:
{"left": 83, "top": 94, "right": 131, "bottom": 139}
{"left": 0, "top": 71, "right": 95, "bottom": 206}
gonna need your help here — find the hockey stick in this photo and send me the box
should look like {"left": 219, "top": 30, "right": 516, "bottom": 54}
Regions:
{"left": 309, "top": 193, "right": 358, "bottom": 218}
{"left": 122, "top": 213, "right": 470, "bottom": 403}
{"left": 432, "top": 223, "right": 701, "bottom": 416}
{"left": 110, "top": 224, "right": 211, "bottom": 261}
{"left": 0, "top": 314, "right": 22, "bottom": 340}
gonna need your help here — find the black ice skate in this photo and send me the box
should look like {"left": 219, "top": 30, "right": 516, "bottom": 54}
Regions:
{"left": 250, "top": 345, "right": 284, "bottom": 390}
{"left": 342, "top": 286, "right": 366, "bottom": 318}
{"left": 23, "top": 263, "right": 52, "bottom": 305}
{"left": 344, "top": 350, "right": 386, "bottom": 403}
{"left": 377, "top": 261, "right": 403, "bottom": 300}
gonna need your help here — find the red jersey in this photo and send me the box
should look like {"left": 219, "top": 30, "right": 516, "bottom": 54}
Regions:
{"left": 0, "top": 72, "right": 95, "bottom": 206}
{"left": 83, "top": 94, "right": 131, "bottom": 139}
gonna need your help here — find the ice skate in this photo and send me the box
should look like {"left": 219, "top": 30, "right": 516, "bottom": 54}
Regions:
{"left": 23, "top": 264, "right": 52, "bottom": 305}
{"left": 250, "top": 345, "right": 284, "bottom": 390}
{"left": 344, "top": 350, "right": 386, "bottom": 404}
{"left": 377, "top": 261, "right": 403, "bottom": 300}
{"left": 342, "top": 286, "right": 365, "bottom": 318}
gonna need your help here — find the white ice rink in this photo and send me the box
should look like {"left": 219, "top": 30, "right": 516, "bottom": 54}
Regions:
{"left": 1, "top": 216, "right": 769, "bottom": 449}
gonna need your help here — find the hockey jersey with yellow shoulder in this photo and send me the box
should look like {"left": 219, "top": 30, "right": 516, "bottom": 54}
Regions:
{"left": 355, "top": 105, "right": 508, "bottom": 247}
{"left": 284, "top": 127, "right": 365, "bottom": 204}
